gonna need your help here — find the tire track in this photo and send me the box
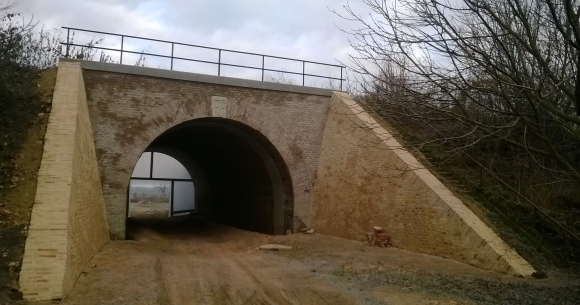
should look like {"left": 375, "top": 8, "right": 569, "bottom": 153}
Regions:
{"left": 154, "top": 257, "right": 172, "bottom": 305}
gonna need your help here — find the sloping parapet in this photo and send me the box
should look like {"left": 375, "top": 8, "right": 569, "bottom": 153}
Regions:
{"left": 19, "top": 62, "right": 110, "bottom": 300}
{"left": 310, "top": 92, "right": 535, "bottom": 276}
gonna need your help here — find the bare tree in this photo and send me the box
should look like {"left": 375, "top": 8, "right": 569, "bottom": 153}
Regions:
{"left": 0, "top": 1, "right": 19, "bottom": 11}
{"left": 334, "top": 0, "right": 580, "bottom": 262}
{"left": 337, "top": 0, "right": 580, "bottom": 186}
{"left": 264, "top": 70, "right": 297, "bottom": 85}
{"left": 157, "top": 184, "right": 168, "bottom": 201}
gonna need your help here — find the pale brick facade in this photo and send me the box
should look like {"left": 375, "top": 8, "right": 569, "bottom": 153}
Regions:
{"left": 19, "top": 62, "right": 110, "bottom": 301}
{"left": 309, "top": 92, "right": 535, "bottom": 276}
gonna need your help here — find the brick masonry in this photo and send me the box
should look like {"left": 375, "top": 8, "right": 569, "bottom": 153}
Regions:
{"left": 82, "top": 68, "right": 331, "bottom": 239}
{"left": 19, "top": 62, "right": 110, "bottom": 301}
{"left": 20, "top": 61, "right": 536, "bottom": 301}
{"left": 309, "top": 92, "right": 535, "bottom": 276}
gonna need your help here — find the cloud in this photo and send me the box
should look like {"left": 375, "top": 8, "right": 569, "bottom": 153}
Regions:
{"left": 14, "top": 0, "right": 378, "bottom": 84}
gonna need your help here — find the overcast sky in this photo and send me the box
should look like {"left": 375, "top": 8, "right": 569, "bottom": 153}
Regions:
{"left": 12, "top": 0, "right": 374, "bottom": 87}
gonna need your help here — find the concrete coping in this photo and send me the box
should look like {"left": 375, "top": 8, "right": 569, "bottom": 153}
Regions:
{"left": 59, "top": 58, "right": 336, "bottom": 97}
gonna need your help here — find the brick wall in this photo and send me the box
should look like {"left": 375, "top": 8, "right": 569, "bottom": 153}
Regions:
{"left": 19, "top": 62, "right": 110, "bottom": 301}
{"left": 309, "top": 92, "right": 535, "bottom": 276}
{"left": 82, "top": 69, "right": 331, "bottom": 239}
{"left": 62, "top": 66, "right": 110, "bottom": 294}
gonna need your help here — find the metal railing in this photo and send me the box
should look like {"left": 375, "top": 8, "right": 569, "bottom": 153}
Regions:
{"left": 61, "top": 27, "right": 346, "bottom": 90}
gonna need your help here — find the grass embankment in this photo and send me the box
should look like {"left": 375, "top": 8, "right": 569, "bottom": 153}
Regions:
{"left": 0, "top": 68, "right": 55, "bottom": 302}
{"left": 360, "top": 100, "right": 580, "bottom": 275}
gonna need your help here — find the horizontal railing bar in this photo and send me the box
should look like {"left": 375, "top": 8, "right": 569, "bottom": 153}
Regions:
{"left": 215, "top": 49, "right": 344, "bottom": 68}
{"left": 62, "top": 43, "right": 122, "bottom": 53}
{"left": 130, "top": 178, "right": 193, "bottom": 182}
{"left": 260, "top": 68, "right": 345, "bottom": 80}
{"left": 61, "top": 42, "right": 346, "bottom": 81}
{"left": 172, "top": 56, "right": 263, "bottom": 70}
{"left": 62, "top": 43, "right": 211, "bottom": 64}
{"left": 62, "top": 27, "right": 126, "bottom": 38}
{"left": 299, "top": 72, "right": 345, "bottom": 81}
{"left": 62, "top": 27, "right": 345, "bottom": 68}
{"left": 172, "top": 209, "right": 196, "bottom": 213}
{"left": 171, "top": 55, "right": 227, "bottom": 66}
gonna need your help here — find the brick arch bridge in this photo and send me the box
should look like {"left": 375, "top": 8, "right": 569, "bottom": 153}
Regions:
{"left": 84, "top": 65, "right": 324, "bottom": 238}
{"left": 19, "top": 60, "right": 535, "bottom": 301}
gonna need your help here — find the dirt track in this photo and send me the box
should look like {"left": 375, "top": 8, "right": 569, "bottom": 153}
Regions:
{"left": 28, "top": 220, "right": 579, "bottom": 305}
{"left": 55, "top": 221, "right": 360, "bottom": 305}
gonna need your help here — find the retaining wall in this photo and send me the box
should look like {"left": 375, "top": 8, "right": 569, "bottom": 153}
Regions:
{"left": 19, "top": 62, "right": 110, "bottom": 300}
{"left": 309, "top": 92, "right": 535, "bottom": 276}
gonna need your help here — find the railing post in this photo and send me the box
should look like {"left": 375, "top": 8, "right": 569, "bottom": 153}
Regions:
{"left": 302, "top": 61, "right": 305, "bottom": 86}
{"left": 170, "top": 180, "right": 175, "bottom": 217}
{"left": 65, "top": 28, "right": 70, "bottom": 57}
{"left": 149, "top": 152, "right": 154, "bottom": 179}
{"left": 341, "top": 67, "right": 343, "bottom": 91}
{"left": 171, "top": 43, "right": 174, "bottom": 70}
{"left": 218, "top": 49, "right": 222, "bottom": 76}
{"left": 262, "top": 56, "right": 265, "bottom": 81}
{"left": 120, "top": 36, "right": 124, "bottom": 64}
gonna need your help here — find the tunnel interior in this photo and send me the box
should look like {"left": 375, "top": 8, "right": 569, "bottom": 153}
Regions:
{"left": 126, "top": 118, "right": 294, "bottom": 235}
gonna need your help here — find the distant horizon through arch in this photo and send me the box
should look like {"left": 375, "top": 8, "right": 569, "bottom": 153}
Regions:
{"left": 128, "top": 151, "right": 196, "bottom": 218}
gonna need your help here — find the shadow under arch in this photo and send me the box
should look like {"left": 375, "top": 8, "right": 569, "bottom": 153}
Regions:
{"left": 126, "top": 117, "right": 295, "bottom": 235}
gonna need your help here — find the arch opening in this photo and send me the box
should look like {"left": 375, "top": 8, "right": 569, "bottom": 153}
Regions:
{"left": 128, "top": 152, "right": 196, "bottom": 219}
{"left": 126, "top": 117, "right": 294, "bottom": 235}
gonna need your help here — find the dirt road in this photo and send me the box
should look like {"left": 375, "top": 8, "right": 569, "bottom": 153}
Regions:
{"left": 57, "top": 220, "right": 360, "bottom": 305}
{"left": 28, "top": 220, "right": 579, "bottom": 305}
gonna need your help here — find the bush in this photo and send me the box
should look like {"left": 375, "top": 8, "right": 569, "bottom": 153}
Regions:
{"left": 0, "top": 12, "right": 60, "bottom": 186}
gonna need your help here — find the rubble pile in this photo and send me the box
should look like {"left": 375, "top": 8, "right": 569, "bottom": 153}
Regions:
{"left": 299, "top": 228, "right": 315, "bottom": 234}
{"left": 366, "top": 226, "right": 392, "bottom": 247}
